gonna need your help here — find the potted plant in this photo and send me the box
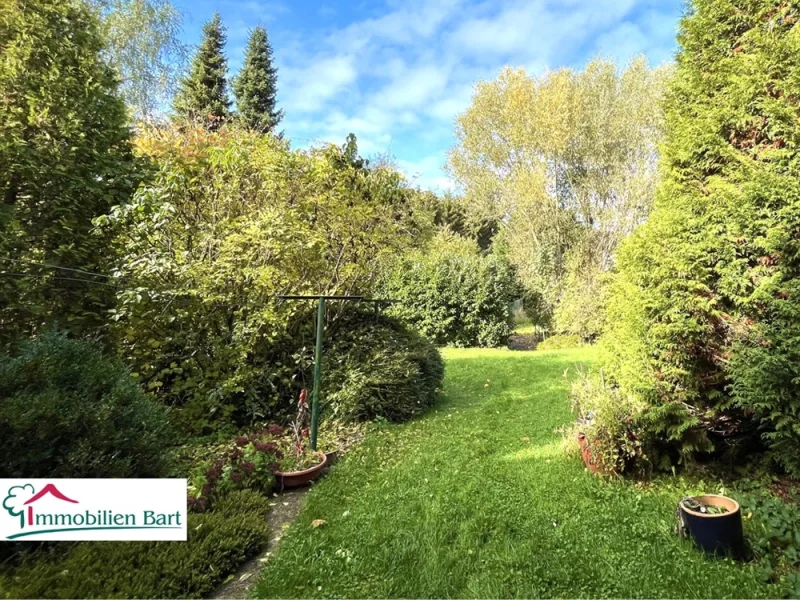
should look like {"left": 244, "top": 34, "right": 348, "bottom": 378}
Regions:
{"left": 577, "top": 432, "right": 602, "bottom": 474}
{"left": 677, "top": 495, "right": 744, "bottom": 558}
{"left": 273, "top": 389, "right": 327, "bottom": 489}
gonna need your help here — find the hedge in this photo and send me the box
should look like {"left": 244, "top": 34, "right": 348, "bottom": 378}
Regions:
{"left": 0, "top": 490, "right": 270, "bottom": 599}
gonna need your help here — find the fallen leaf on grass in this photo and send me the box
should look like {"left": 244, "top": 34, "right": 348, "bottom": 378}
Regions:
{"left": 311, "top": 519, "right": 327, "bottom": 528}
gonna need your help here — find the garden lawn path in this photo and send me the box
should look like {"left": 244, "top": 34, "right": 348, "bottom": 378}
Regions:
{"left": 252, "top": 347, "right": 778, "bottom": 598}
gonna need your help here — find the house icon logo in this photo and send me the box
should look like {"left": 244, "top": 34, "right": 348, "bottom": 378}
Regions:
{"left": 3, "top": 483, "right": 78, "bottom": 529}
{"left": 0, "top": 478, "right": 187, "bottom": 541}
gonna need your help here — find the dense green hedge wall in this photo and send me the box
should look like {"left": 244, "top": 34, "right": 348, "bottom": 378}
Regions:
{"left": 381, "top": 232, "right": 521, "bottom": 347}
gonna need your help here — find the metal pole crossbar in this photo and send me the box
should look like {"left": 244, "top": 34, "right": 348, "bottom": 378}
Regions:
{"left": 277, "top": 295, "right": 395, "bottom": 450}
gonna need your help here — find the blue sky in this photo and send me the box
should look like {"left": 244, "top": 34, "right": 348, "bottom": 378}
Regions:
{"left": 171, "top": 0, "right": 685, "bottom": 191}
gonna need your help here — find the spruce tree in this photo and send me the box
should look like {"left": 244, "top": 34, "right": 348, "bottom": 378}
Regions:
{"left": 601, "top": 0, "right": 800, "bottom": 472}
{"left": 233, "top": 26, "right": 283, "bottom": 132}
{"left": 173, "top": 12, "right": 230, "bottom": 127}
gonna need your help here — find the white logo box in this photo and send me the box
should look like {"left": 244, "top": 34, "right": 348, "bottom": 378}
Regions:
{"left": 0, "top": 479, "right": 187, "bottom": 541}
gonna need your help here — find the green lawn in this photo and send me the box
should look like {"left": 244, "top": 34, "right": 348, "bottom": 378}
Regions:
{"left": 253, "top": 347, "right": 777, "bottom": 598}
{"left": 513, "top": 322, "right": 536, "bottom": 335}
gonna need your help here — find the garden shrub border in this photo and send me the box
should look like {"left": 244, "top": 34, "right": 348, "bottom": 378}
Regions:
{"left": 0, "top": 490, "right": 270, "bottom": 599}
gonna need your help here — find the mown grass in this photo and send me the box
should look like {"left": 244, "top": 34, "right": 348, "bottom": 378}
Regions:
{"left": 253, "top": 347, "right": 778, "bottom": 598}
{"left": 513, "top": 322, "right": 537, "bottom": 335}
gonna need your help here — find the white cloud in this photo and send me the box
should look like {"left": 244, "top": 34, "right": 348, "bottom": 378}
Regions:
{"left": 373, "top": 64, "right": 451, "bottom": 110}
{"left": 397, "top": 154, "right": 455, "bottom": 191}
{"left": 269, "top": 0, "right": 682, "bottom": 190}
{"left": 281, "top": 55, "right": 358, "bottom": 113}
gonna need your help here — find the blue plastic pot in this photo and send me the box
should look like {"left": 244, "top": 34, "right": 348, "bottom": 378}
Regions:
{"left": 679, "top": 494, "right": 744, "bottom": 558}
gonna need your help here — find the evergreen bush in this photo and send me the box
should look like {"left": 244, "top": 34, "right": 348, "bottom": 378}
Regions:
{"left": 0, "top": 331, "right": 172, "bottom": 479}
{"left": 0, "top": 0, "right": 137, "bottom": 344}
{"left": 594, "top": 0, "right": 800, "bottom": 473}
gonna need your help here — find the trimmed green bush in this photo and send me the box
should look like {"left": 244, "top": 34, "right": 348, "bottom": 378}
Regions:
{"left": 325, "top": 311, "right": 444, "bottom": 422}
{"left": 382, "top": 231, "right": 521, "bottom": 347}
{"left": 0, "top": 331, "right": 172, "bottom": 479}
{"left": 595, "top": 0, "right": 800, "bottom": 473}
{"left": 0, "top": 490, "right": 269, "bottom": 599}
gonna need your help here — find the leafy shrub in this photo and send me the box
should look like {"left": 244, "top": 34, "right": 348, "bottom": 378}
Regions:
{"left": 566, "top": 371, "right": 650, "bottom": 475}
{"left": 382, "top": 231, "right": 521, "bottom": 347}
{"left": 187, "top": 430, "right": 281, "bottom": 512}
{"left": 734, "top": 482, "right": 800, "bottom": 595}
{"left": 0, "top": 490, "right": 269, "bottom": 599}
{"left": 97, "top": 125, "right": 431, "bottom": 435}
{"left": 592, "top": 0, "right": 800, "bottom": 473}
{"left": 0, "top": 331, "right": 172, "bottom": 479}
{"left": 325, "top": 311, "right": 444, "bottom": 422}
{"left": 538, "top": 334, "right": 583, "bottom": 351}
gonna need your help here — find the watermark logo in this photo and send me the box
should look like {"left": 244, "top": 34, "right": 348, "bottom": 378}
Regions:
{"left": 0, "top": 479, "right": 187, "bottom": 541}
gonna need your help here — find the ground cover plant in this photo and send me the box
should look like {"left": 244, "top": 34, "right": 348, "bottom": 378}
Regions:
{"left": 252, "top": 347, "right": 784, "bottom": 598}
{"left": 0, "top": 490, "right": 270, "bottom": 599}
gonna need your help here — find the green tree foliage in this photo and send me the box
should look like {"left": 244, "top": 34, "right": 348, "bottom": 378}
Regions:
{"left": 598, "top": 0, "right": 800, "bottom": 473}
{"left": 449, "top": 58, "right": 668, "bottom": 338}
{"left": 0, "top": 331, "right": 172, "bottom": 479}
{"left": 0, "top": 0, "right": 137, "bottom": 346}
{"left": 432, "top": 192, "right": 498, "bottom": 252}
{"left": 96, "top": 125, "right": 431, "bottom": 434}
{"left": 381, "top": 230, "right": 521, "bottom": 347}
{"left": 87, "top": 0, "right": 187, "bottom": 119}
{"left": 233, "top": 26, "right": 283, "bottom": 133}
{"left": 173, "top": 12, "right": 230, "bottom": 127}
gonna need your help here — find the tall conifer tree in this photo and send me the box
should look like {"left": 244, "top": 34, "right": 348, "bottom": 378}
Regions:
{"left": 600, "top": 0, "right": 800, "bottom": 472}
{"left": 173, "top": 12, "right": 230, "bottom": 127}
{"left": 233, "top": 26, "right": 283, "bottom": 132}
{"left": 0, "top": 0, "right": 136, "bottom": 341}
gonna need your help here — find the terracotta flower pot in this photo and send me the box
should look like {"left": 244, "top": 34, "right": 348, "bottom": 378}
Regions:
{"left": 577, "top": 433, "right": 602, "bottom": 474}
{"left": 275, "top": 452, "right": 327, "bottom": 490}
{"left": 679, "top": 494, "right": 744, "bottom": 558}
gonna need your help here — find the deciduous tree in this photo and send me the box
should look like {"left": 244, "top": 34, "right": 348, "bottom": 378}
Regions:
{"left": 88, "top": 0, "right": 187, "bottom": 119}
{"left": 448, "top": 58, "right": 668, "bottom": 337}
